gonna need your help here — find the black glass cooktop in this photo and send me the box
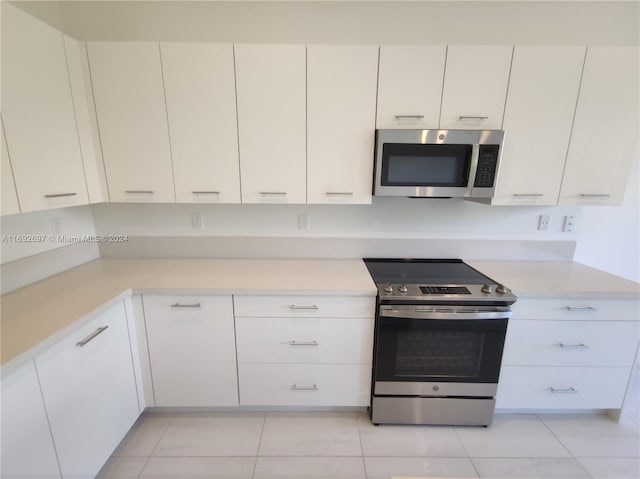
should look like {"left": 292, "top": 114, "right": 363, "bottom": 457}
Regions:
{"left": 363, "top": 258, "right": 495, "bottom": 286}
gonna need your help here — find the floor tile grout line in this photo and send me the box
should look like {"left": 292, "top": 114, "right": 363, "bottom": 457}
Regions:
{"left": 355, "top": 411, "right": 368, "bottom": 478}
{"left": 452, "top": 425, "right": 481, "bottom": 478}
{"left": 251, "top": 412, "right": 268, "bottom": 479}
{"left": 536, "top": 413, "right": 580, "bottom": 459}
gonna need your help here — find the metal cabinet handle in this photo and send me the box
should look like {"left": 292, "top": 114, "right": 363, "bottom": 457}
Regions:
{"left": 192, "top": 191, "right": 220, "bottom": 195}
{"left": 458, "top": 115, "right": 489, "bottom": 120}
{"left": 394, "top": 115, "right": 425, "bottom": 119}
{"left": 580, "top": 194, "right": 611, "bottom": 198}
{"left": 125, "top": 190, "right": 154, "bottom": 194}
{"left": 45, "top": 192, "right": 77, "bottom": 198}
{"left": 326, "top": 192, "right": 354, "bottom": 196}
{"left": 565, "top": 306, "right": 598, "bottom": 312}
{"left": 260, "top": 192, "right": 287, "bottom": 196}
{"left": 288, "top": 340, "right": 319, "bottom": 346}
{"left": 291, "top": 384, "right": 318, "bottom": 391}
{"left": 76, "top": 326, "right": 109, "bottom": 347}
{"left": 559, "top": 342, "right": 590, "bottom": 349}
{"left": 171, "top": 303, "right": 201, "bottom": 308}
{"left": 289, "top": 305, "right": 319, "bottom": 310}
{"left": 549, "top": 386, "right": 578, "bottom": 394}
{"left": 513, "top": 193, "right": 544, "bottom": 198}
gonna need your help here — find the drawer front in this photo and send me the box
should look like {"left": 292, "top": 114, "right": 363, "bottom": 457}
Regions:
{"left": 236, "top": 317, "right": 373, "bottom": 364}
{"left": 238, "top": 363, "right": 371, "bottom": 406}
{"left": 512, "top": 298, "right": 639, "bottom": 321}
{"left": 496, "top": 366, "right": 631, "bottom": 409}
{"left": 233, "top": 295, "right": 375, "bottom": 318}
{"left": 503, "top": 320, "right": 639, "bottom": 367}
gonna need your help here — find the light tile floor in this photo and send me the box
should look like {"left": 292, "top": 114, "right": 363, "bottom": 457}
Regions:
{"left": 99, "top": 370, "right": 640, "bottom": 479}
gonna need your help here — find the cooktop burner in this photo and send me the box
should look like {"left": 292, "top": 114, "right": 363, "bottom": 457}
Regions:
{"left": 363, "top": 258, "right": 517, "bottom": 305}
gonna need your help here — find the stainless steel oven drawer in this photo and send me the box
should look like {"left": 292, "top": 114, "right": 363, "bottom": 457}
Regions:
{"left": 372, "top": 396, "right": 496, "bottom": 426}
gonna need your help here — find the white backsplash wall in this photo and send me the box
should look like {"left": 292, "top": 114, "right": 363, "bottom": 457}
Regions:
{"left": 92, "top": 198, "right": 581, "bottom": 240}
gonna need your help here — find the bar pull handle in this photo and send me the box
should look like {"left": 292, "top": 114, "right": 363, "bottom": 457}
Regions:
{"left": 260, "top": 192, "right": 287, "bottom": 196}
{"left": 289, "top": 305, "right": 319, "bottom": 310}
{"left": 171, "top": 303, "right": 202, "bottom": 308}
{"left": 192, "top": 191, "right": 220, "bottom": 195}
{"left": 580, "top": 194, "right": 611, "bottom": 198}
{"left": 288, "top": 340, "right": 319, "bottom": 346}
{"left": 291, "top": 384, "right": 318, "bottom": 391}
{"left": 513, "top": 193, "right": 544, "bottom": 198}
{"left": 326, "top": 192, "right": 354, "bottom": 196}
{"left": 76, "top": 326, "right": 109, "bottom": 347}
{"left": 394, "top": 115, "right": 425, "bottom": 119}
{"left": 125, "top": 190, "right": 154, "bottom": 194}
{"left": 549, "top": 386, "right": 578, "bottom": 394}
{"left": 458, "top": 115, "right": 489, "bottom": 120}
{"left": 559, "top": 342, "right": 590, "bottom": 349}
{"left": 45, "top": 192, "right": 77, "bottom": 198}
{"left": 565, "top": 306, "right": 598, "bottom": 312}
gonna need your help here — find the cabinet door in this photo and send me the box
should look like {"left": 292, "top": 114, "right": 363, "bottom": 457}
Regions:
{"left": 161, "top": 43, "right": 241, "bottom": 204}
{"left": 1, "top": 361, "right": 61, "bottom": 479}
{"left": 440, "top": 45, "right": 513, "bottom": 130}
{"left": 143, "top": 295, "right": 239, "bottom": 407}
{"left": 307, "top": 45, "right": 378, "bottom": 204}
{"left": 1, "top": 117, "right": 20, "bottom": 215}
{"left": 493, "top": 46, "right": 585, "bottom": 205}
{"left": 88, "top": 42, "right": 175, "bottom": 203}
{"left": 235, "top": 44, "right": 306, "bottom": 203}
{"left": 559, "top": 47, "right": 639, "bottom": 206}
{"left": 376, "top": 45, "right": 446, "bottom": 129}
{"left": 2, "top": 4, "right": 89, "bottom": 212}
{"left": 35, "top": 301, "right": 140, "bottom": 479}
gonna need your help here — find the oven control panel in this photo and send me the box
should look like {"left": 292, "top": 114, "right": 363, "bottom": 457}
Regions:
{"left": 377, "top": 283, "right": 517, "bottom": 304}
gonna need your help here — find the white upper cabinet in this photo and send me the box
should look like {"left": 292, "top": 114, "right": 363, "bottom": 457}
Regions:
{"left": 440, "top": 45, "right": 513, "bottom": 130}
{"left": 492, "top": 46, "right": 585, "bottom": 206}
{"left": 161, "top": 43, "right": 241, "bottom": 204}
{"left": 235, "top": 44, "right": 307, "bottom": 204}
{"left": 2, "top": 4, "right": 89, "bottom": 212}
{"left": 1, "top": 117, "right": 20, "bottom": 216}
{"left": 307, "top": 45, "right": 378, "bottom": 204}
{"left": 376, "top": 45, "right": 446, "bottom": 129}
{"left": 88, "top": 42, "right": 175, "bottom": 203}
{"left": 559, "top": 46, "right": 640, "bottom": 206}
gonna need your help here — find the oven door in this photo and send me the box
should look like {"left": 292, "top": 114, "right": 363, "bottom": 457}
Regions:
{"left": 374, "top": 305, "right": 510, "bottom": 397}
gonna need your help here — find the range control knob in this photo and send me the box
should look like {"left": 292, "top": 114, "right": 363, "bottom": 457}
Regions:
{"left": 398, "top": 284, "right": 408, "bottom": 294}
{"left": 496, "top": 284, "right": 508, "bottom": 295}
{"left": 383, "top": 283, "right": 393, "bottom": 293}
{"left": 481, "top": 284, "right": 493, "bottom": 294}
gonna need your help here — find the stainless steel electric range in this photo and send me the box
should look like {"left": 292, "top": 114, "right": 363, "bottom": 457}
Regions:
{"left": 363, "top": 258, "right": 517, "bottom": 426}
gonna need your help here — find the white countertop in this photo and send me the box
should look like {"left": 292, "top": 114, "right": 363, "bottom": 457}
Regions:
{"left": 2, "top": 258, "right": 638, "bottom": 372}
{"left": 0, "top": 258, "right": 377, "bottom": 369}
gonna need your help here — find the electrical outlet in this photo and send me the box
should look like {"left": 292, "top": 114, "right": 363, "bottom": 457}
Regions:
{"left": 563, "top": 215, "right": 576, "bottom": 232}
{"left": 191, "top": 212, "right": 204, "bottom": 231}
{"left": 50, "top": 218, "right": 62, "bottom": 236}
{"left": 298, "top": 213, "right": 311, "bottom": 231}
{"left": 538, "top": 215, "right": 550, "bottom": 231}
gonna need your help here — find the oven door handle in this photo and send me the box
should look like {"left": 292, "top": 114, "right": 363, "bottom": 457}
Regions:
{"left": 379, "top": 309, "right": 511, "bottom": 321}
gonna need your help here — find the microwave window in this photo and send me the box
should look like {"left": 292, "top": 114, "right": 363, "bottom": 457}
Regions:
{"left": 381, "top": 144, "right": 472, "bottom": 187}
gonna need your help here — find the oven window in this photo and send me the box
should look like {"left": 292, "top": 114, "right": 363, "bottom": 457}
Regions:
{"left": 381, "top": 144, "right": 472, "bottom": 187}
{"left": 395, "top": 330, "right": 483, "bottom": 378}
{"left": 374, "top": 316, "right": 507, "bottom": 384}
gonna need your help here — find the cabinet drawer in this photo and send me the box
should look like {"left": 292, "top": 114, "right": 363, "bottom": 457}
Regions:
{"left": 233, "top": 295, "right": 374, "bottom": 318}
{"left": 236, "top": 317, "right": 373, "bottom": 364}
{"left": 512, "top": 298, "right": 640, "bottom": 321}
{"left": 496, "top": 366, "right": 631, "bottom": 409}
{"left": 238, "top": 363, "right": 371, "bottom": 406}
{"left": 503, "top": 320, "right": 639, "bottom": 367}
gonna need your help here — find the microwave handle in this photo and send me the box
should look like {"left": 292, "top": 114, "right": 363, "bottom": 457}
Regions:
{"left": 465, "top": 143, "right": 480, "bottom": 191}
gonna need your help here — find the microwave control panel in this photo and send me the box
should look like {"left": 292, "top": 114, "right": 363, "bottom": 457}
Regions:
{"left": 473, "top": 145, "right": 500, "bottom": 188}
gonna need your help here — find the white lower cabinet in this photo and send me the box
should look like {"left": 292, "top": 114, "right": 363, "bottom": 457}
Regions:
{"left": 497, "top": 297, "right": 640, "bottom": 412}
{"left": 1, "top": 361, "right": 61, "bottom": 479}
{"left": 143, "top": 295, "right": 239, "bottom": 407}
{"left": 234, "top": 295, "right": 375, "bottom": 407}
{"left": 34, "top": 301, "right": 140, "bottom": 479}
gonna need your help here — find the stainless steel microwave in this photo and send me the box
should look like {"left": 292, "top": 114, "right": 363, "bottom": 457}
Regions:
{"left": 374, "top": 129, "right": 505, "bottom": 199}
